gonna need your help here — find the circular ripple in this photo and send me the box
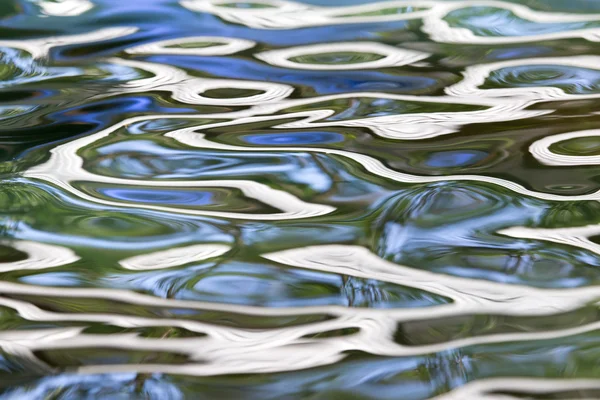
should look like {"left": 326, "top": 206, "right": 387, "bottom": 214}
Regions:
{"left": 289, "top": 52, "right": 385, "bottom": 66}
{"left": 255, "top": 42, "right": 430, "bottom": 70}
{"left": 126, "top": 36, "right": 256, "bottom": 56}
{"left": 445, "top": 6, "right": 593, "bottom": 38}
{"left": 530, "top": 129, "right": 600, "bottom": 166}
{"left": 487, "top": 65, "right": 600, "bottom": 94}
{"left": 550, "top": 136, "right": 600, "bottom": 156}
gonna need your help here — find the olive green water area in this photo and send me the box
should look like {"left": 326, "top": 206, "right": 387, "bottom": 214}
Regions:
{"left": 1, "top": 0, "right": 600, "bottom": 398}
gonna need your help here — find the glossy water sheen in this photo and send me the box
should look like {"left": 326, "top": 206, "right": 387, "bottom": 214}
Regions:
{"left": 1, "top": 0, "right": 600, "bottom": 398}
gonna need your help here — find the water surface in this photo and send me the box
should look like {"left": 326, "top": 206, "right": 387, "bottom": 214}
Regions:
{"left": 1, "top": 0, "right": 600, "bottom": 398}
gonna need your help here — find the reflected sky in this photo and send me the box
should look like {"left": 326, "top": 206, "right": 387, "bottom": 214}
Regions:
{"left": 0, "top": 0, "right": 600, "bottom": 398}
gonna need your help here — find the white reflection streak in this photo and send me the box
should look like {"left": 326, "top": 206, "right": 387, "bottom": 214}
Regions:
{"left": 499, "top": 224, "right": 600, "bottom": 256}
{"left": 180, "top": 0, "right": 600, "bottom": 45}
{"left": 0, "top": 27, "right": 137, "bottom": 59}
{"left": 255, "top": 42, "right": 430, "bottom": 70}
{"left": 0, "top": 241, "right": 79, "bottom": 273}
{"left": 2, "top": 260, "right": 600, "bottom": 377}
{"left": 104, "top": 58, "right": 294, "bottom": 106}
{"left": 35, "top": 0, "right": 94, "bottom": 16}
{"left": 8, "top": 3, "right": 600, "bottom": 383}
{"left": 251, "top": 93, "right": 548, "bottom": 140}
{"left": 99, "top": 57, "right": 549, "bottom": 140}
{"left": 44, "top": 320, "right": 600, "bottom": 375}
{"left": 126, "top": 36, "right": 256, "bottom": 56}
{"left": 119, "top": 244, "right": 231, "bottom": 270}
{"left": 1, "top": 245, "right": 600, "bottom": 375}
{"left": 434, "top": 378, "right": 600, "bottom": 400}
{"left": 262, "top": 245, "right": 600, "bottom": 316}
{"left": 167, "top": 117, "right": 600, "bottom": 201}
{"left": 108, "top": 56, "right": 548, "bottom": 138}
{"left": 24, "top": 114, "right": 335, "bottom": 221}
{"left": 446, "top": 56, "right": 600, "bottom": 103}
{"left": 423, "top": 0, "right": 600, "bottom": 44}
{"left": 530, "top": 129, "right": 600, "bottom": 166}
{"left": 181, "top": 0, "right": 432, "bottom": 30}
{"left": 25, "top": 73, "right": 548, "bottom": 220}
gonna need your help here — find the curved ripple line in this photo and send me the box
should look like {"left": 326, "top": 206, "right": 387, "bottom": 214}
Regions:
{"left": 434, "top": 378, "right": 600, "bottom": 400}
{"left": 4, "top": 240, "right": 600, "bottom": 377}
{"left": 499, "top": 224, "right": 600, "bottom": 256}
{"left": 423, "top": 0, "right": 600, "bottom": 44}
{"left": 23, "top": 112, "right": 335, "bottom": 221}
{"left": 97, "top": 58, "right": 549, "bottom": 140}
{"left": 530, "top": 129, "right": 600, "bottom": 166}
{"left": 0, "top": 27, "right": 138, "bottom": 59}
{"left": 29, "top": 85, "right": 545, "bottom": 221}
{"left": 2, "top": 285, "right": 600, "bottom": 377}
{"left": 446, "top": 56, "right": 600, "bottom": 103}
{"left": 119, "top": 244, "right": 231, "bottom": 271}
{"left": 0, "top": 293, "right": 392, "bottom": 342}
{"left": 34, "top": 0, "right": 94, "bottom": 16}
{"left": 105, "top": 58, "right": 294, "bottom": 106}
{"left": 2, "top": 249, "right": 599, "bottom": 322}
{"left": 4, "top": 320, "right": 600, "bottom": 377}
{"left": 0, "top": 281, "right": 348, "bottom": 317}
{"left": 23, "top": 103, "right": 556, "bottom": 224}
{"left": 181, "top": 0, "right": 435, "bottom": 30}
{"left": 180, "top": 0, "right": 600, "bottom": 41}
{"left": 126, "top": 36, "right": 256, "bottom": 56}
{"left": 250, "top": 94, "right": 549, "bottom": 140}
{"left": 167, "top": 117, "right": 600, "bottom": 201}
{"left": 262, "top": 245, "right": 600, "bottom": 316}
{"left": 322, "top": 1, "right": 435, "bottom": 23}
{"left": 255, "top": 42, "right": 430, "bottom": 70}
{"left": 0, "top": 241, "right": 79, "bottom": 273}
{"left": 115, "top": 69, "right": 549, "bottom": 139}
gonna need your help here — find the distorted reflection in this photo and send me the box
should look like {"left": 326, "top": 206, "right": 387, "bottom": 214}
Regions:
{"left": 0, "top": 0, "right": 599, "bottom": 398}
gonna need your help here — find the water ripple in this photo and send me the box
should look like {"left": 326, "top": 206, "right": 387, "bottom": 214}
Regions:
{"left": 1, "top": 0, "right": 600, "bottom": 397}
{"left": 255, "top": 42, "right": 430, "bottom": 70}
{"left": 126, "top": 36, "right": 256, "bottom": 56}
{"left": 168, "top": 120, "right": 600, "bottom": 201}
{"left": 33, "top": 0, "right": 94, "bottom": 17}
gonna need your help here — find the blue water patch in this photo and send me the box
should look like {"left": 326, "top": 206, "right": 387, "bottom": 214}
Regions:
{"left": 147, "top": 55, "right": 438, "bottom": 95}
{"left": 242, "top": 131, "right": 345, "bottom": 145}
{"left": 97, "top": 187, "right": 215, "bottom": 206}
{"left": 448, "top": 6, "right": 596, "bottom": 37}
{"left": 489, "top": 65, "right": 600, "bottom": 94}
{"left": 425, "top": 150, "right": 488, "bottom": 168}
{"left": 20, "top": 272, "right": 82, "bottom": 287}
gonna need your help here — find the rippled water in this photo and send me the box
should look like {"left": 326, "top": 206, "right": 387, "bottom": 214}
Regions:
{"left": 2, "top": 0, "right": 600, "bottom": 398}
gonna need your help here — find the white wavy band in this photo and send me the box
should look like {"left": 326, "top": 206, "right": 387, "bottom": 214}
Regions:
{"left": 0, "top": 241, "right": 79, "bottom": 273}
{"left": 446, "top": 56, "right": 600, "bottom": 103}
{"left": 119, "top": 244, "right": 231, "bottom": 270}
{"left": 0, "top": 27, "right": 137, "bottom": 59}
{"left": 126, "top": 36, "right": 256, "bottom": 56}
{"left": 166, "top": 116, "right": 600, "bottom": 202}
{"left": 23, "top": 114, "right": 335, "bottom": 221}
{"left": 530, "top": 129, "right": 600, "bottom": 166}
{"left": 0, "top": 244, "right": 599, "bottom": 376}
{"left": 255, "top": 42, "right": 430, "bottom": 70}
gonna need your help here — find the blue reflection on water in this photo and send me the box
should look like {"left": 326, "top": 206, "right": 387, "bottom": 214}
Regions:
{"left": 147, "top": 56, "right": 438, "bottom": 95}
{"left": 98, "top": 188, "right": 215, "bottom": 206}
{"left": 1, "top": 0, "right": 600, "bottom": 397}
{"left": 449, "top": 6, "right": 596, "bottom": 36}
{"left": 242, "top": 131, "right": 345, "bottom": 145}
{"left": 425, "top": 150, "right": 488, "bottom": 167}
